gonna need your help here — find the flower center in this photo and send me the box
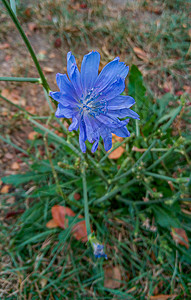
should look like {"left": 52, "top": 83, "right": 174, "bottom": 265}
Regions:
{"left": 79, "top": 89, "right": 107, "bottom": 117}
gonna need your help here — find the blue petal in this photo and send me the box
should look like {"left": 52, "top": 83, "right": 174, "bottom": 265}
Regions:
{"left": 55, "top": 103, "right": 75, "bottom": 118}
{"left": 56, "top": 73, "right": 78, "bottom": 100}
{"left": 99, "top": 76, "right": 125, "bottom": 101}
{"left": 81, "top": 51, "right": 100, "bottom": 94}
{"left": 91, "top": 140, "right": 99, "bottom": 153}
{"left": 100, "top": 127, "right": 112, "bottom": 151}
{"left": 107, "top": 96, "right": 135, "bottom": 109}
{"left": 112, "top": 126, "right": 130, "bottom": 137}
{"left": 79, "top": 120, "right": 87, "bottom": 152}
{"left": 67, "top": 52, "right": 82, "bottom": 96}
{"left": 94, "top": 57, "right": 129, "bottom": 92}
{"left": 96, "top": 114, "right": 127, "bottom": 128}
{"left": 108, "top": 108, "right": 140, "bottom": 119}
{"left": 68, "top": 116, "right": 79, "bottom": 131}
{"left": 83, "top": 114, "right": 95, "bottom": 143}
{"left": 49, "top": 91, "right": 77, "bottom": 107}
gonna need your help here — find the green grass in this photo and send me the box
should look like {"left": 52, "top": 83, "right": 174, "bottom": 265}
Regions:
{"left": 1, "top": 0, "right": 191, "bottom": 298}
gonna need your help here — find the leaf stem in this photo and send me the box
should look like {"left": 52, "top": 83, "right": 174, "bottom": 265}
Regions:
{"left": 82, "top": 164, "right": 91, "bottom": 237}
{"left": 0, "top": 77, "right": 41, "bottom": 83}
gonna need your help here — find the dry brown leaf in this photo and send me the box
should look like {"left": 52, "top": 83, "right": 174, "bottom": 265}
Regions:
{"left": 0, "top": 43, "right": 10, "bottom": 50}
{"left": 11, "top": 162, "right": 20, "bottom": 170}
{"left": 49, "top": 205, "right": 91, "bottom": 242}
{"left": 28, "top": 22, "right": 37, "bottom": 31}
{"left": 25, "top": 106, "right": 36, "bottom": 115}
{"left": 40, "top": 278, "right": 47, "bottom": 289}
{"left": 109, "top": 147, "right": 125, "bottom": 159}
{"left": 150, "top": 295, "right": 177, "bottom": 300}
{"left": 72, "top": 220, "right": 88, "bottom": 242}
{"left": 108, "top": 134, "right": 125, "bottom": 159}
{"left": 4, "top": 153, "right": 14, "bottom": 160}
{"left": 133, "top": 47, "right": 149, "bottom": 62}
{"left": 1, "top": 89, "right": 26, "bottom": 106}
{"left": 43, "top": 67, "right": 54, "bottom": 73}
{"left": 171, "top": 228, "right": 189, "bottom": 249}
{"left": 46, "top": 219, "right": 58, "bottom": 228}
{"left": 183, "top": 85, "right": 191, "bottom": 94}
{"left": 1, "top": 185, "right": 11, "bottom": 194}
{"left": 6, "top": 196, "right": 15, "bottom": 204}
{"left": 28, "top": 131, "right": 37, "bottom": 140}
{"left": 163, "top": 79, "right": 173, "bottom": 93}
{"left": 51, "top": 205, "right": 76, "bottom": 229}
{"left": 104, "top": 266, "right": 121, "bottom": 289}
{"left": 74, "top": 193, "right": 81, "bottom": 200}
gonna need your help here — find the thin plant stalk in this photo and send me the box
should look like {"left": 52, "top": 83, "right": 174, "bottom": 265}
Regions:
{"left": 0, "top": 77, "right": 40, "bottom": 83}
{"left": 82, "top": 164, "right": 91, "bottom": 237}
{"left": 2, "top": 0, "right": 51, "bottom": 97}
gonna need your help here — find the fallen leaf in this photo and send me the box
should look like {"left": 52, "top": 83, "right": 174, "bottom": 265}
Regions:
{"left": 4, "top": 153, "right": 14, "bottom": 160}
{"left": 74, "top": 193, "right": 81, "bottom": 200}
{"left": 49, "top": 205, "right": 91, "bottom": 242}
{"left": 5, "top": 209, "right": 25, "bottom": 219}
{"left": 150, "top": 295, "right": 177, "bottom": 300}
{"left": 6, "top": 196, "right": 15, "bottom": 204}
{"left": 1, "top": 185, "right": 11, "bottom": 194}
{"left": 109, "top": 147, "right": 125, "bottom": 159}
{"left": 1, "top": 89, "right": 26, "bottom": 106}
{"left": 11, "top": 162, "right": 20, "bottom": 170}
{"left": 46, "top": 219, "right": 58, "bottom": 228}
{"left": 25, "top": 106, "right": 36, "bottom": 114}
{"left": 171, "top": 228, "right": 189, "bottom": 249}
{"left": 28, "top": 131, "right": 37, "bottom": 140}
{"left": 108, "top": 134, "right": 125, "bottom": 159}
{"left": 104, "top": 266, "right": 121, "bottom": 289}
{"left": 28, "top": 22, "right": 37, "bottom": 31}
{"left": 0, "top": 43, "right": 10, "bottom": 50}
{"left": 24, "top": 7, "right": 31, "bottom": 17}
{"left": 43, "top": 67, "right": 54, "bottom": 73}
{"left": 133, "top": 47, "right": 149, "bottom": 62}
{"left": 183, "top": 85, "right": 191, "bottom": 94}
{"left": 72, "top": 220, "right": 88, "bottom": 242}
{"left": 51, "top": 205, "right": 76, "bottom": 229}
{"left": 80, "top": 3, "right": 87, "bottom": 8}
{"left": 54, "top": 38, "right": 61, "bottom": 48}
{"left": 40, "top": 278, "right": 47, "bottom": 289}
{"left": 49, "top": 52, "right": 56, "bottom": 59}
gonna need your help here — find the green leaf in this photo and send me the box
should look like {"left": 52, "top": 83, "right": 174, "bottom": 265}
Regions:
{"left": 1, "top": 172, "right": 44, "bottom": 186}
{"left": 128, "top": 65, "right": 146, "bottom": 103}
{"left": 153, "top": 205, "right": 180, "bottom": 228}
{"left": 128, "top": 65, "right": 150, "bottom": 121}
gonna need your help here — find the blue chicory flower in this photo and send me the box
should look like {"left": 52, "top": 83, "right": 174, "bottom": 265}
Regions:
{"left": 50, "top": 51, "right": 139, "bottom": 153}
{"left": 93, "top": 243, "right": 108, "bottom": 259}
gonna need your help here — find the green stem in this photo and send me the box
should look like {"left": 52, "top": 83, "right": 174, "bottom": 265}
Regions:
{"left": 2, "top": 0, "right": 50, "bottom": 93}
{"left": 92, "top": 178, "right": 137, "bottom": 205}
{"left": 0, "top": 77, "right": 40, "bottom": 83}
{"left": 82, "top": 164, "right": 91, "bottom": 237}
{"left": 145, "top": 171, "right": 188, "bottom": 183}
{"left": 110, "top": 140, "right": 157, "bottom": 184}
